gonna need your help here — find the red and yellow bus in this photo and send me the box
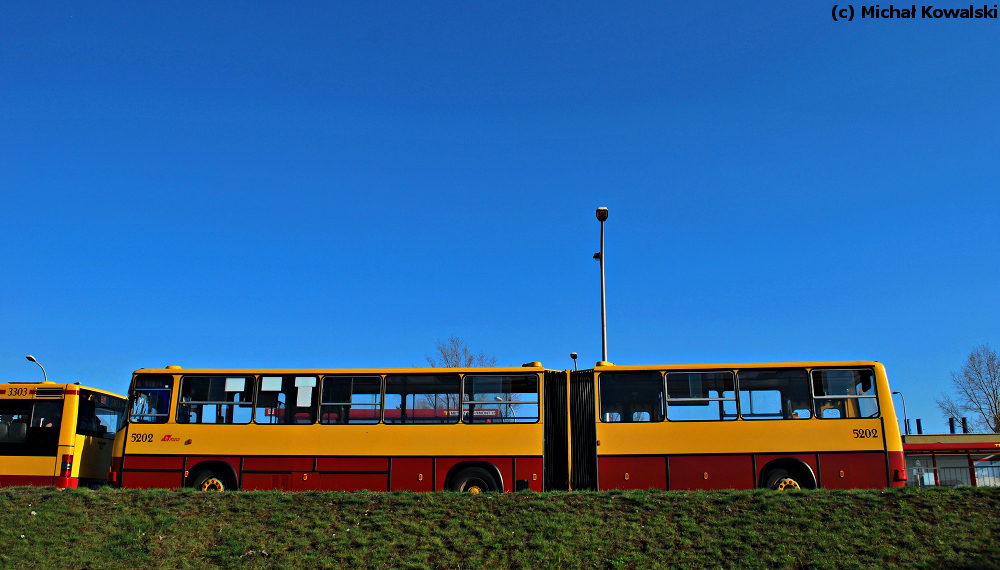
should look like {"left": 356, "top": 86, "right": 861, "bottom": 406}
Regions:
{"left": 572, "top": 361, "right": 907, "bottom": 490}
{"left": 1, "top": 381, "right": 127, "bottom": 488}
{"left": 111, "top": 365, "right": 547, "bottom": 492}
{"left": 110, "top": 361, "right": 905, "bottom": 492}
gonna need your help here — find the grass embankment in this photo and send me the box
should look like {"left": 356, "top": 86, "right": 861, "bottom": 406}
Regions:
{"left": 1, "top": 487, "right": 998, "bottom": 569}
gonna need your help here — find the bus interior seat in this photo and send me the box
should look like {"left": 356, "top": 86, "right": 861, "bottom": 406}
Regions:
{"left": 9, "top": 422, "right": 27, "bottom": 443}
{"left": 295, "top": 413, "right": 311, "bottom": 424}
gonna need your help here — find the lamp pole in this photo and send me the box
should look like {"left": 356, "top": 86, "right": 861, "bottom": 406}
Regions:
{"left": 25, "top": 355, "right": 48, "bottom": 383}
{"left": 892, "top": 391, "right": 909, "bottom": 435}
{"left": 594, "top": 207, "right": 609, "bottom": 364}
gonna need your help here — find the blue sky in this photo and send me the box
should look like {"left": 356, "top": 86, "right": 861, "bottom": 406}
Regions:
{"left": 1, "top": 2, "right": 997, "bottom": 433}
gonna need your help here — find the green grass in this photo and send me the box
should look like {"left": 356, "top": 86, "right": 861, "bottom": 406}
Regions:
{"left": 1, "top": 487, "right": 998, "bottom": 569}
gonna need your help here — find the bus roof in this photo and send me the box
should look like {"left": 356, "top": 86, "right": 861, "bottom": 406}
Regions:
{"left": 0, "top": 382, "right": 126, "bottom": 399}
{"left": 590, "top": 361, "right": 883, "bottom": 371}
{"left": 133, "top": 364, "right": 550, "bottom": 374}
{"left": 133, "top": 361, "right": 883, "bottom": 375}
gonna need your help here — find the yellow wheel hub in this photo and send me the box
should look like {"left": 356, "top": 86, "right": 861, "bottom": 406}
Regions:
{"left": 200, "top": 478, "right": 225, "bottom": 492}
{"left": 775, "top": 478, "right": 801, "bottom": 491}
{"left": 467, "top": 485, "right": 482, "bottom": 494}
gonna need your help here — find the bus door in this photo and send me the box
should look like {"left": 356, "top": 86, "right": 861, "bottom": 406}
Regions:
{"left": 569, "top": 370, "right": 598, "bottom": 490}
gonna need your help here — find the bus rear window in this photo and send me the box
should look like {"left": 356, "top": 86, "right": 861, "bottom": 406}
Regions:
{"left": 130, "top": 374, "right": 174, "bottom": 424}
{"left": 812, "top": 369, "right": 879, "bottom": 419}
{"left": 78, "top": 390, "right": 127, "bottom": 438}
{"left": 0, "top": 400, "right": 62, "bottom": 456}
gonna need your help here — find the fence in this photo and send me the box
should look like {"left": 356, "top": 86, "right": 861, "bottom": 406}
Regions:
{"left": 907, "top": 465, "right": 1000, "bottom": 487}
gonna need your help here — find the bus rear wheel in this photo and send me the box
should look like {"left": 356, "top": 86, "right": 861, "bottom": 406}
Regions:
{"left": 451, "top": 467, "right": 498, "bottom": 494}
{"left": 765, "top": 469, "right": 803, "bottom": 491}
{"left": 192, "top": 470, "right": 228, "bottom": 492}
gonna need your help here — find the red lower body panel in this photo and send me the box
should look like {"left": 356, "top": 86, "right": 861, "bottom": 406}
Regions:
{"left": 818, "top": 452, "right": 888, "bottom": 489}
{"left": 598, "top": 456, "right": 667, "bottom": 490}
{"left": 117, "top": 454, "right": 539, "bottom": 492}
{"left": 670, "top": 455, "right": 755, "bottom": 490}
{"left": 391, "top": 457, "right": 433, "bottom": 491}
{"left": 515, "top": 457, "right": 544, "bottom": 492}
{"left": 1, "top": 475, "right": 56, "bottom": 487}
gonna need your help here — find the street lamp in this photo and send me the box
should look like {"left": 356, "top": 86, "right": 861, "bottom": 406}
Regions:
{"left": 593, "top": 207, "right": 609, "bottom": 364}
{"left": 570, "top": 352, "right": 578, "bottom": 371}
{"left": 892, "top": 391, "right": 909, "bottom": 435}
{"left": 25, "top": 355, "right": 48, "bottom": 383}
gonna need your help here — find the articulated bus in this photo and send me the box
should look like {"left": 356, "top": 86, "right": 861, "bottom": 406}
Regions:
{"left": 1, "top": 381, "right": 127, "bottom": 488}
{"left": 110, "top": 361, "right": 906, "bottom": 492}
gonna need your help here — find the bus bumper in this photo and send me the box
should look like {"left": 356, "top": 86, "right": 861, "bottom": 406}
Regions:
{"left": 54, "top": 476, "right": 79, "bottom": 489}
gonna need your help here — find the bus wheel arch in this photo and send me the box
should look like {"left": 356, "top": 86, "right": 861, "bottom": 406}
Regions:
{"left": 187, "top": 461, "right": 238, "bottom": 491}
{"left": 446, "top": 462, "right": 502, "bottom": 493}
{"left": 759, "top": 459, "right": 816, "bottom": 490}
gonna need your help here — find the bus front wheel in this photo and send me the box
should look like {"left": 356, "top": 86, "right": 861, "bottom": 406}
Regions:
{"left": 764, "top": 469, "right": 803, "bottom": 491}
{"left": 192, "top": 470, "right": 228, "bottom": 492}
{"left": 451, "top": 467, "right": 498, "bottom": 494}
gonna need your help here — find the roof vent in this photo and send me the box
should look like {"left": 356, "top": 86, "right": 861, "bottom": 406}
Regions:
{"left": 521, "top": 362, "right": 542, "bottom": 368}
{"left": 166, "top": 365, "right": 183, "bottom": 370}
{"left": 595, "top": 361, "right": 615, "bottom": 367}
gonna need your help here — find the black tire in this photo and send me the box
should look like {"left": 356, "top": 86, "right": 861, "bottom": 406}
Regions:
{"left": 451, "top": 467, "right": 498, "bottom": 494}
{"left": 764, "top": 469, "right": 804, "bottom": 491}
{"left": 191, "top": 470, "right": 228, "bottom": 492}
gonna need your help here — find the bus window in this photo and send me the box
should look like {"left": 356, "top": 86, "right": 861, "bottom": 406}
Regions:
{"left": 384, "top": 374, "right": 461, "bottom": 424}
{"left": 130, "top": 374, "right": 174, "bottom": 424}
{"left": 254, "top": 376, "right": 318, "bottom": 425}
{"left": 463, "top": 375, "right": 539, "bottom": 424}
{"left": 0, "top": 400, "right": 61, "bottom": 456}
{"left": 665, "top": 371, "right": 737, "bottom": 421}
{"left": 177, "top": 376, "right": 254, "bottom": 425}
{"left": 598, "top": 372, "right": 664, "bottom": 423}
{"left": 811, "top": 369, "right": 879, "bottom": 419}
{"left": 78, "top": 390, "right": 127, "bottom": 438}
{"left": 737, "top": 369, "right": 811, "bottom": 420}
{"left": 319, "top": 376, "right": 382, "bottom": 425}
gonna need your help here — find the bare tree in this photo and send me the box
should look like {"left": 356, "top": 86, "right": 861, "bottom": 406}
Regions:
{"left": 426, "top": 336, "right": 498, "bottom": 368}
{"left": 936, "top": 344, "right": 1000, "bottom": 433}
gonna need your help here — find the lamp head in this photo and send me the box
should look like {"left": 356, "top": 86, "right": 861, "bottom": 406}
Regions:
{"left": 596, "top": 207, "right": 608, "bottom": 222}
{"left": 570, "top": 352, "right": 578, "bottom": 360}
{"left": 26, "top": 355, "right": 37, "bottom": 363}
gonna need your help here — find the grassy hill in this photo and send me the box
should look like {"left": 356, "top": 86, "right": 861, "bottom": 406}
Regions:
{"left": 1, "top": 486, "right": 998, "bottom": 569}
